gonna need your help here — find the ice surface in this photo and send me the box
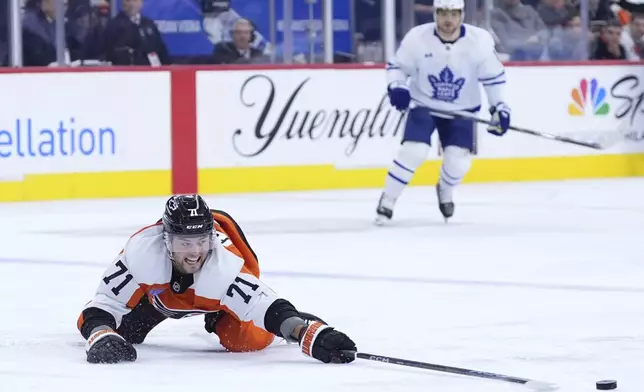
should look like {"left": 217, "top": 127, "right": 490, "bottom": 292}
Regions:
{"left": 1, "top": 179, "right": 643, "bottom": 392}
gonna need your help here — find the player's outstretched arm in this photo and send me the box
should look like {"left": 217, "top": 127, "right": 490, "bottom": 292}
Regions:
{"left": 79, "top": 254, "right": 141, "bottom": 364}
{"left": 222, "top": 271, "right": 357, "bottom": 363}
{"left": 268, "top": 299, "right": 357, "bottom": 363}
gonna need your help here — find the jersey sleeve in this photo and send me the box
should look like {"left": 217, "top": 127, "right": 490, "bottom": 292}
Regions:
{"left": 79, "top": 252, "right": 144, "bottom": 338}
{"left": 219, "top": 267, "right": 281, "bottom": 331}
{"left": 212, "top": 209, "right": 260, "bottom": 278}
{"left": 476, "top": 31, "right": 507, "bottom": 107}
{"left": 386, "top": 29, "right": 417, "bottom": 88}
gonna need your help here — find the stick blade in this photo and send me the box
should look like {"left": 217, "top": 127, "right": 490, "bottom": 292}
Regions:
{"left": 524, "top": 381, "right": 559, "bottom": 391}
{"left": 597, "top": 119, "right": 631, "bottom": 149}
{"left": 595, "top": 131, "right": 623, "bottom": 149}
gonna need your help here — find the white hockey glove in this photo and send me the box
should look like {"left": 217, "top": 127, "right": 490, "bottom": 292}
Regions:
{"left": 298, "top": 321, "right": 356, "bottom": 363}
{"left": 86, "top": 328, "right": 137, "bottom": 364}
{"left": 487, "top": 103, "right": 511, "bottom": 136}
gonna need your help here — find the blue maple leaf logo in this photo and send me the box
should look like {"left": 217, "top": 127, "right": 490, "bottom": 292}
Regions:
{"left": 428, "top": 67, "right": 466, "bottom": 103}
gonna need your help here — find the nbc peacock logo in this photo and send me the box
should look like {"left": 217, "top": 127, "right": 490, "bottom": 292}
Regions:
{"left": 568, "top": 78, "right": 610, "bottom": 116}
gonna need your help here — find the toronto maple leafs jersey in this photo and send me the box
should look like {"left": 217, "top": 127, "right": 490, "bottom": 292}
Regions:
{"left": 386, "top": 23, "right": 506, "bottom": 113}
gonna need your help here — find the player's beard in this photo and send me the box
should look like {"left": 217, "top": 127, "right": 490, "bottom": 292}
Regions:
{"left": 437, "top": 21, "right": 459, "bottom": 38}
{"left": 172, "top": 251, "right": 208, "bottom": 274}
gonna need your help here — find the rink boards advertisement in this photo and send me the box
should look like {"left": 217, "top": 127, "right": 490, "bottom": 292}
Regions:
{"left": 1, "top": 62, "right": 644, "bottom": 201}
{"left": 196, "top": 63, "right": 644, "bottom": 194}
{"left": 0, "top": 71, "right": 172, "bottom": 201}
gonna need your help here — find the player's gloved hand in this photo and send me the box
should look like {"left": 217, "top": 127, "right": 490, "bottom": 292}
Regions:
{"left": 204, "top": 311, "right": 223, "bottom": 334}
{"left": 86, "top": 328, "right": 137, "bottom": 364}
{"left": 298, "top": 321, "right": 357, "bottom": 364}
{"left": 487, "top": 103, "right": 511, "bottom": 136}
{"left": 387, "top": 84, "right": 411, "bottom": 111}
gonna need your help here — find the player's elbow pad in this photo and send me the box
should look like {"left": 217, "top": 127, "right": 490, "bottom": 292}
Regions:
{"left": 263, "top": 299, "right": 301, "bottom": 337}
{"left": 79, "top": 307, "right": 118, "bottom": 340}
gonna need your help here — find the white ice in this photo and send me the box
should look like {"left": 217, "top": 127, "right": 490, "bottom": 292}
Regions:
{"left": 1, "top": 178, "right": 643, "bottom": 392}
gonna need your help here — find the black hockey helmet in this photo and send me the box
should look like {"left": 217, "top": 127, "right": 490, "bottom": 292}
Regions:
{"left": 162, "top": 194, "right": 214, "bottom": 236}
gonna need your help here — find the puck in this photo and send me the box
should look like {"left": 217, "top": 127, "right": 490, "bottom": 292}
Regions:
{"left": 596, "top": 380, "right": 617, "bottom": 390}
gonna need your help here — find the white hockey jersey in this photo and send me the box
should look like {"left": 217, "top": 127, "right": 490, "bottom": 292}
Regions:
{"left": 78, "top": 212, "right": 279, "bottom": 332}
{"left": 387, "top": 23, "right": 506, "bottom": 112}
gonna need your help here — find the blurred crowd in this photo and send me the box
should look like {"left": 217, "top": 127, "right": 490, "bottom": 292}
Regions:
{"left": 487, "top": 0, "right": 644, "bottom": 60}
{"left": 0, "top": 0, "right": 273, "bottom": 66}
{"left": 354, "top": 0, "right": 644, "bottom": 61}
{"left": 1, "top": 0, "right": 643, "bottom": 67}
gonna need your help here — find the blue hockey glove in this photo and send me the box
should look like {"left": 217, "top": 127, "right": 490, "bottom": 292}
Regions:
{"left": 487, "top": 103, "right": 511, "bottom": 136}
{"left": 387, "top": 84, "right": 411, "bottom": 111}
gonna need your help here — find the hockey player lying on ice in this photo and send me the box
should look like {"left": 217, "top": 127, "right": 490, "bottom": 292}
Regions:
{"left": 77, "top": 194, "right": 356, "bottom": 364}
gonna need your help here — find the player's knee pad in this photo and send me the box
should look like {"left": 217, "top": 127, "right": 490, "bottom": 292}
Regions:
{"left": 396, "top": 141, "right": 430, "bottom": 171}
{"left": 441, "top": 146, "right": 472, "bottom": 183}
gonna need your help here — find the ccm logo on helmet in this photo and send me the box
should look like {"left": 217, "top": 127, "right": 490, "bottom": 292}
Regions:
{"left": 186, "top": 224, "right": 204, "bottom": 230}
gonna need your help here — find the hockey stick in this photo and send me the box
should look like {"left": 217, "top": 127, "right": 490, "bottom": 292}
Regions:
{"left": 343, "top": 351, "right": 559, "bottom": 391}
{"left": 417, "top": 103, "right": 624, "bottom": 150}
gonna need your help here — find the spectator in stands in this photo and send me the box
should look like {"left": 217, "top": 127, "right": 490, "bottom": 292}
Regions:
{"left": 22, "top": 0, "right": 76, "bottom": 66}
{"left": 415, "top": 0, "right": 435, "bottom": 25}
{"left": 101, "top": 0, "right": 170, "bottom": 66}
{"left": 211, "top": 18, "right": 266, "bottom": 64}
{"left": 587, "top": 0, "right": 615, "bottom": 23}
{"left": 537, "top": 0, "right": 577, "bottom": 28}
{"left": 66, "top": 0, "right": 91, "bottom": 63}
{"left": 491, "top": 0, "right": 548, "bottom": 60}
{"left": 592, "top": 19, "right": 628, "bottom": 59}
{"left": 353, "top": 0, "right": 403, "bottom": 62}
{"left": 547, "top": 13, "right": 589, "bottom": 59}
{"left": 620, "top": 13, "right": 644, "bottom": 59}
{"left": 82, "top": 1, "right": 111, "bottom": 62}
{"left": 202, "top": 2, "right": 271, "bottom": 56}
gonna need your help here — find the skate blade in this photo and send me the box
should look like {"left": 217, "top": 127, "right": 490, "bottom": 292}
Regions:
{"left": 374, "top": 216, "right": 390, "bottom": 226}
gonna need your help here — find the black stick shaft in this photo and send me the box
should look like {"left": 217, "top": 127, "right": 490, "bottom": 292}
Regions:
{"left": 347, "top": 351, "right": 530, "bottom": 385}
{"left": 426, "top": 107, "right": 603, "bottom": 150}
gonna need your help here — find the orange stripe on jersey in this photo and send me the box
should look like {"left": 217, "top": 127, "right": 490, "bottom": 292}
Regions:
{"left": 76, "top": 312, "right": 84, "bottom": 331}
{"left": 126, "top": 287, "right": 146, "bottom": 309}
{"left": 137, "top": 267, "right": 262, "bottom": 319}
{"left": 212, "top": 210, "right": 260, "bottom": 278}
{"left": 141, "top": 283, "right": 225, "bottom": 316}
{"left": 215, "top": 222, "right": 244, "bottom": 259}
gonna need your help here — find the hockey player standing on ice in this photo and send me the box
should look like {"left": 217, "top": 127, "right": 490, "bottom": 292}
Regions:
{"left": 376, "top": 0, "right": 511, "bottom": 223}
{"left": 78, "top": 194, "right": 356, "bottom": 364}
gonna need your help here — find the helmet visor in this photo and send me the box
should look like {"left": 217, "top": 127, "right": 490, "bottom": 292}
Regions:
{"left": 166, "top": 232, "right": 215, "bottom": 253}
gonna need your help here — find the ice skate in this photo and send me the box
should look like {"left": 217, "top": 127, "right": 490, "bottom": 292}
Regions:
{"left": 375, "top": 194, "right": 395, "bottom": 225}
{"left": 435, "top": 183, "right": 454, "bottom": 222}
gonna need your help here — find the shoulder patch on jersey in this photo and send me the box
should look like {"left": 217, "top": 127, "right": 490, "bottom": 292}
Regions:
{"left": 428, "top": 67, "right": 466, "bottom": 103}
